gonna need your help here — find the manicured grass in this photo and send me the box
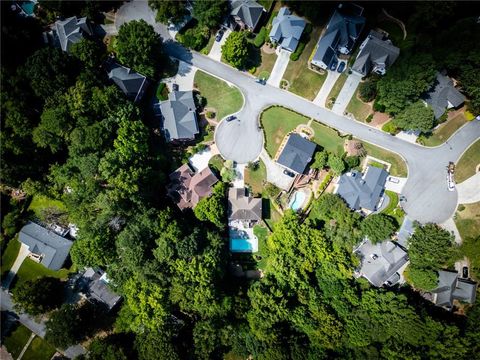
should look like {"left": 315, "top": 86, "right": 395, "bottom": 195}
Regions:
{"left": 260, "top": 106, "right": 308, "bottom": 157}
{"left": 423, "top": 113, "right": 468, "bottom": 147}
{"left": 194, "top": 70, "right": 243, "bottom": 121}
{"left": 1, "top": 237, "right": 21, "bottom": 275}
{"left": 22, "top": 336, "right": 56, "bottom": 360}
{"left": 28, "top": 195, "right": 67, "bottom": 219}
{"left": 310, "top": 121, "right": 344, "bottom": 155}
{"left": 346, "top": 88, "right": 372, "bottom": 121}
{"left": 208, "top": 154, "right": 225, "bottom": 175}
{"left": 283, "top": 26, "right": 327, "bottom": 100}
{"left": 456, "top": 140, "right": 480, "bottom": 183}
{"left": 200, "top": 34, "right": 215, "bottom": 55}
{"left": 368, "top": 160, "right": 386, "bottom": 169}
{"left": 361, "top": 142, "right": 408, "bottom": 177}
{"left": 245, "top": 160, "right": 267, "bottom": 195}
{"left": 156, "top": 82, "right": 168, "bottom": 101}
{"left": 326, "top": 72, "right": 348, "bottom": 109}
{"left": 12, "top": 258, "right": 71, "bottom": 291}
{"left": 455, "top": 202, "right": 480, "bottom": 241}
{"left": 3, "top": 324, "right": 32, "bottom": 359}
{"left": 381, "top": 190, "right": 405, "bottom": 226}
{"left": 254, "top": 225, "right": 269, "bottom": 269}
{"left": 253, "top": 50, "right": 277, "bottom": 80}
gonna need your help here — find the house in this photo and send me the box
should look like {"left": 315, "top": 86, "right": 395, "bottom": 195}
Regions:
{"left": 105, "top": 59, "right": 149, "bottom": 103}
{"left": 311, "top": 3, "right": 365, "bottom": 70}
{"left": 276, "top": 133, "right": 316, "bottom": 174}
{"left": 423, "top": 72, "right": 466, "bottom": 119}
{"left": 396, "top": 217, "right": 414, "bottom": 248}
{"left": 269, "top": 7, "right": 306, "bottom": 52}
{"left": 351, "top": 30, "right": 400, "bottom": 76}
{"left": 229, "top": 0, "right": 266, "bottom": 32}
{"left": 77, "top": 268, "right": 122, "bottom": 311}
{"left": 54, "top": 16, "right": 92, "bottom": 52}
{"left": 160, "top": 90, "right": 199, "bottom": 142}
{"left": 430, "top": 270, "right": 477, "bottom": 310}
{"left": 228, "top": 187, "right": 262, "bottom": 224}
{"left": 167, "top": 164, "right": 218, "bottom": 210}
{"left": 18, "top": 222, "right": 73, "bottom": 271}
{"left": 355, "top": 239, "right": 409, "bottom": 287}
{"left": 335, "top": 165, "right": 388, "bottom": 212}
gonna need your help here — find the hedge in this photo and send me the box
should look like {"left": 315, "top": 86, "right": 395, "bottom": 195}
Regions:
{"left": 254, "top": 27, "right": 267, "bottom": 48}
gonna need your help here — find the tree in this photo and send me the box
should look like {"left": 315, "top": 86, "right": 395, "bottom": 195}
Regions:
{"left": 177, "top": 26, "right": 210, "bottom": 51}
{"left": 406, "top": 266, "right": 438, "bottom": 291}
{"left": 45, "top": 304, "right": 82, "bottom": 349}
{"left": 361, "top": 214, "right": 397, "bottom": 244}
{"left": 115, "top": 20, "right": 162, "bottom": 78}
{"left": 222, "top": 31, "right": 249, "bottom": 69}
{"left": 148, "top": 0, "right": 187, "bottom": 24}
{"left": 70, "top": 38, "right": 105, "bottom": 69}
{"left": 393, "top": 101, "right": 435, "bottom": 133}
{"left": 344, "top": 155, "right": 360, "bottom": 169}
{"left": 311, "top": 150, "right": 328, "bottom": 170}
{"left": 194, "top": 183, "right": 226, "bottom": 228}
{"left": 358, "top": 80, "right": 377, "bottom": 102}
{"left": 327, "top": 154, "right": 345, "bottom": 175}
{"left": 13, "top": 277, "right": 64, "bottom": 315}
{"left": 135, "top": 327, "right": 181, "bottom": 360}
{"left": 85, "top": 335, "right": 129, "bottom": 360}
{"left": 192, "top": 0, "right": 227, "bottom": 28}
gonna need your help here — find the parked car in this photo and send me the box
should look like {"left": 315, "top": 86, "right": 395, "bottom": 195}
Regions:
{"left": 215, "top": 30, "right": 224, "bottom": 42}
{"left": 255, "top": 78, "right": 266, "bottom": 85}
{"left": 463, "top": 266, "right": 469, "bottom": 278}
{"left": 337, "top": 61, "right": 346, "bottom": 73}
{"left": 388, "top": 176, "right": 400, "bottom": 184}
{"left": 283, "top": 169, "right": 295, "bottom": 177}
{"left": 330, "top": 60, "right": 338, "bottom": 71}
{"left": 226, "top": 115, "right": 236, "bottom": 122}
{"left": 172, "top": 83, "right": 179, "bottom": 91}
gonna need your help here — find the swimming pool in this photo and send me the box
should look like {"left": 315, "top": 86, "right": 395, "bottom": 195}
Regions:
{"left": 230, "top": 238, "right": 255, "bottom": 252}
{"left": 19, "top": 1, "right": 35, "bottom": 15}
{"left": 289, "top": 191, "right": 306, "bottom": 211}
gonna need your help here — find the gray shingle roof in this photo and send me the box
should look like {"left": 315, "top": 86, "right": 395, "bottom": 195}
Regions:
{"left": 160, "top": 91, "right": 199, "bottom": 141}
{"left": 432, "top": 270, "right": 477, "bottom": 308}
{"left": 106, "top": 61, "right": 149, "bottom": 102}
{"left": 19, "top": 222, "right": 73, "bottom": 271}
{"left": 81, "top": 268, "right": 122, "bottom": 311}
{"left": 352, "top": 30, "right": 400, "bottom": 76}
{"left": 396, "top": 217, "right": 414, "bottom": 248}
{"left": 54, "top": 16, "right": 92, "bottom": 52}
{"left": 423, "top": 72, "right": 466, "bottom": 119}
{"left": 269, "top": 7, "right": 306, "bottom": 52}
{"left": 230, "top": 0, "right": 265, "bottom": 30}
{"left": 355, "top": 239, "right": 409, "bottom": 287}
{"left": 336, "top": 166, "right": 388, "bottom": 211}
{"left": 228, "top": 188, "right": 262, "bottom": 221}
{"left": 277, "top": 133, "right": 316, "bottom": 174}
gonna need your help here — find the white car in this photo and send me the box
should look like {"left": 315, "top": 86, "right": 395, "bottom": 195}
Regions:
{"left": 447, "top": 173, "right": 455, "bottom": 191}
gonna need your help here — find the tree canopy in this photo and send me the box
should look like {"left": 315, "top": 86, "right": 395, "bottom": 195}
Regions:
{"left": 13, "top": 277, "right": 64, "bottom": 315}
{"left": 393, "top": 101, "right": 435, "bottom": 133}
{"left": 192, "top": 0, "right": 227, "bottom": 28}
{"left": 361, "top": 214, "right": 397, "bottom": 244}
{"left": 222, "top": 31, "right": 249, "bottom": 69}
{"left": 148, "top": 0, "right": 188, "bottom": 24}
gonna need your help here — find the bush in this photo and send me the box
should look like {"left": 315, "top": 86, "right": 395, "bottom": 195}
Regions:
{"left": 358, "top": 80, "right": 377, "bottom": 102}
{"left": 178, "top": 26, "right": 209, "bottom": 51}
{"left": 382, "top": 121, "right": 398, "bottom": 135}
{"left": 253, "top": 27, "right": 266, "bottom": 48}
{"left": 304, "top": 23, "right": 313, "bottom": 34}
{"left": 344, "top": 156, "right": 360, "bottom": 169}
{"left": 156, "top": 82, "right": 168, "bottom": 101}
{"left": 457, "top": 204, "right": 465, "bottom": 211}
{"left": 265, "top": 183, "right": 280, "bottom": 198}
{"left": 206, "top": 111, "right": 215, "bottom": 119}
{"left": 436, "top": 112, "right": 448, "bottom": 125}
{"left": 365, "top": 114, "right": 373, "bottom": 123}
{"left": 290, "top": 41, "right": 306, "bottom": 61}
{"left": 373, "top": 99, "right": 385, "bottom": 112}
{"left": 248, "top": 67, "right": 256, "bottom": 74}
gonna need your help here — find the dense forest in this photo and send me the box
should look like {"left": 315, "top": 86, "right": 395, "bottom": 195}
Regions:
{"left": 1, "top": 1, "right": 479, "bottom": 359}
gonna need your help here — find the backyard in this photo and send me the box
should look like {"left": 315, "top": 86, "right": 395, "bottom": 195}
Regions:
{"left": 1, "top": 236, "right": 21, "bottom": 277}
{"left": 28, "top": 195, "right": 67, "bottom": 220}
{"left": 455, "top": 139, "right": 480, "bottom": 183}
{"left": 245, "top": 160, "right": 267, "bottom": 195}
{"left": 455, "top": 202, "right": 480, "bottom": 242}
{"left": 423, "top": 113, "right": 468, "bottom": 147}
{"left": 194, "top": 70, "right": 243, "bottom": 121}
{"left": 253, "top": 225, "right": 269, "bottom": 270}
{"left": 282, "top": 26, "right": 327, "bottom": 100}
{"left": 22, "top": 336, "right": 57, "bottom": 360}
{"left": 326, "top": 72, "right": 348, "bottom": 109}
{"left": 346, "top": 87, "right": 372, "bottom": 121}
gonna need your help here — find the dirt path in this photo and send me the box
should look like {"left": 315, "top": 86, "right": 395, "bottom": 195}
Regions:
{"left": 382, "top": 8, "right": 407, "bottom": 40}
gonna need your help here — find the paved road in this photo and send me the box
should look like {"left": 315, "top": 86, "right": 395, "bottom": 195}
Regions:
{"left": 332, "top": 72, "right": 362, "bottom": 114}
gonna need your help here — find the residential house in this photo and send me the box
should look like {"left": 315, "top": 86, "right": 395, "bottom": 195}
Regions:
{"left": 229, "top": 0, "right": 266, "bottom": 32}
{"left": 77, "top": 268, "right": 122, "bottom": 311}
{"left": 105, "top": 59, "right": 149, "bottom": 103}
{"left": 355, "top": 239, "right": 409, "bottom": 287}
{"left": 159, "top": 90, "right": 199, "bottom": 142}
{"left": 54, "top": 16, "right": 92, "bottom": 52}
{"left": 335, "top": 165, "right": 388, "bottom": 212}
{"left": 18, "top": 222, "right": 73, "bottom": 271}
{"left": 311, "top": 3, "right": 365, "bottom": 70}
{"left": 352, "top": 30, "right": 400, "bottom": 76}
{"left": 269, "top": 7, "right": 306, "bottom": 52}
{"left": 167, "top": 164, "right": 218, "bottom": 210}
{"left": 429, "top": 270, "right": 477, "bottom": 310}
{"left": 228, "top": 187, "right": 262, "bottom": 225}
{"left": 276, "top": 133, "right": 316, "bottom": 174}
{"left": 396, "top": 217, "right": 414, "bottom": 248}
{"left": 423, "top": 72, "right": 466, "bottom": 119}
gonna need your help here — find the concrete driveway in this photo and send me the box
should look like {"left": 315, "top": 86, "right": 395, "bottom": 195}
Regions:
{"left": 208, "top": 29, "right": 231, "bottom": 61}
{"left": 2, "top": 243, "right": 29, "bottom": 289}
{"left": 332, "top": 72, "right": 362, "bottom": 114}
{"left": 163, "top": 60, "right": 197, "bottom": 92}
{"left": 456, "top": 172, "right": 480, "bottom": 204}
{"left": 260, "top": 150, "right": 295, "bottom": 190}
{"left": 313, "top": 69, "right": 341, "bottom": 107}
{"left": 189, "top": 148, "right": 213, "bottom": 171}
{"left": 385, "top": 176, "right": 407, "bottom": 193}
{"left": 267, "top": 49, "right": 290, "bottom": 87}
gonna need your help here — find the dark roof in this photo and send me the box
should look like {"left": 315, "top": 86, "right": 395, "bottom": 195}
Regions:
{"left": 432, "top": 270, "right": 477, "bottom": 308}
{"left": 352, "top": 30, "right": 400, "bottom": 75}
{"left": 336, "top": 166, "right": 388, "bottom": 211}
{"left": 106, "top": 60, "right": 149, "bottom": 102}
{"left": 160, "top": 91, "right": 199, "bottom": 141}
{"left": 81, "top": 268, "right": 122, "bottom": 311}
{"left": 423, "top": 72, "right": 466, "bottom": 119}
{"left": 276, "top": 133, "right": 316, "bottom": 174}
{"left": 54, "top": 16, "right": 92, "bottom": 52}
{"left": 19, "top": 222, "right": 73, "bottom": 271}
{"left": 228, "top": 188, "right": 262, "bottom": 221}
{"left": 230, "top": 0, "right": 265, "bottom": 30}
{"left": 269, "top": 7, "right": 306, "bottom": 52}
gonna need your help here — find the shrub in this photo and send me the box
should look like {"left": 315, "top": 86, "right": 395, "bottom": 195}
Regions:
{"left": 265, "top": 183, "right": 280, "bottom": 198}
{"left": 304, "top": 23, "right": 313, "bottom": 34}
{"left": 457, "top": 204, "right": 465, "bottom": 211}
{"left": 382, "top": 121, "right": 398, "bottom": 135}
{"left": 253, "top": 27, "right": 266, "bottom": 48}
{"left": 365, "top": 114, "right": 373, "bottom": 123}
{"left": 290, "top": 41, "right": 306, "bottom": 61}
{"left": 156, "top": 82, "right": 168, "bottom": 101}
{"left": 248, "top": 67, "right": 256, "bottom": 74}
{"left": 178, "top": 26, "right": 209, "bottom": 51}
{"left": 344, "top": 156, "right": 360, "bottom": 169}
{"left": 358, "top": 80, "right": 377, "bottom": 102}
{"left": 436, "top": 112, "right": 448, "bottom": 125}
{"left": 373, "top": 99, "right": 386, "bottom": 112}
{"left": 206, "top": 111, "right": 215, "bottom": 119}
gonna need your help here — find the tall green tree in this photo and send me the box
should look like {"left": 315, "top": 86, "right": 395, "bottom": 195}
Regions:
{"left": 361, "top": 214, "right": 397, "bottom": 244}
{"left": 393, "top": 101, "right": 435, "bottom": 132}
{"left": 13, "top": 277, "right": 64, "bottom": 315}
{"left": 327, "top": 154, "right": 345, "bottom": 176}
{"left": 148, "top": 0, "right": 187, "bottom": 24}
{"left": 193, "top": 182, "right": 226, "bottom": 228}
{"left": 192, "top": 0, "right": 227, "bottom": 28}
{"left": 311, "top": 150, "right": 328, "bottom": 170}
{"left": 70, "top": 38, "right": 106, "bottom": 69}
{"left": 222, "top": 31, "right": 249, "bottom": 69}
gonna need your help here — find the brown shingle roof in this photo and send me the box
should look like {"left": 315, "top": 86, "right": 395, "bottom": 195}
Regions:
{"left": 228, "top": 188, "right": 262, "bottom": 221}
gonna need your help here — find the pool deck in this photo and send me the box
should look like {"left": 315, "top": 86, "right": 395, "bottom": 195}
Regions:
{"left": 229, "top": 220, "right": 258, "bottom": 253}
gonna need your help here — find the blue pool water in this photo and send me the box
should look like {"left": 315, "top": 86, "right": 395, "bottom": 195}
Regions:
{"left": 19, "top": 1, "right": 35, "bottom": 15}
{"left": 230, "top": 238, "right": 254, "bottom": 252}
{"left": 289, "top": 191, "right": 306, "bottom": 211}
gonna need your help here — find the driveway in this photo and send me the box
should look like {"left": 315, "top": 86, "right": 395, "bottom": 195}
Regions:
{"left": 385, "top": 176, "right": 407, "bottom": 194}
{"left": 2, "top": 243, "right": 29, "bottom": 289}
{"left": 267, "top": 49, "right": 290, "bottom": 87}
{"left": 208, "top": 29, "right": 231, "bottom": 61}
{"left": 260, "top": 150, "right": 295, "bottom": 190}
{"left": 332, "top": 72, "right": 362, "bottom": 115}
{"left": 456, "top": 172, "right": 480, "bottom": 204}
{"left": 163, "top": 60, "right": 197, "bottom": 92}
{"left": 313, "top": 69, "right": 341, "bottom": 107}
{"left": 189, "top": 148, "right": 213, "bottom": 171}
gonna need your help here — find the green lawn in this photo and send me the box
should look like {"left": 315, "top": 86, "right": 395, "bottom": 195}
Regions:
{"left": 254, "top": 225, "right": 269, "bottom": 269}
{"left": 262, "top": 198, "right": 282, "bottom": 230}
{"left": 455, "top": 202, "right": 480, "bottom": 241}
{"left": 326, "top": 72, "right": 348, "bottom": 109}
{"left": 208, "top": 154, "right": 225, "bottom": 175}
{"left": 12, "top": 258, "right": 71, "bottom": 291}
{"left": 245, "top": 160, "right": 267, "bottom": 195}
{"left": 456, "top": 140, "right": 480, "bottom": 183}
{"left": 28, "top": 195, "right": 67, "bottom": 219}
{"left": 194, "top": 70, "right": 243, "bottom": 121}
{"left": 260, "top": 106, "right": 308, "bottom": 157}
{"left": 423, "top": 113, "right": 468, "bottom": 147}
{"left": 1, "top": 237, "right": 21, "bottom": 275}
{"left": 283, "top": 26, "right": 327, "bottom": 100}
{"left": 346, "top": 88, "right": 372, "bottom": 121}
{"left": 253, "top": 50, "right": 277, "bottom": 80}
{"left": 310, "top": 121, "right": 344, "bottom": 155}
{"left": 200, "top": 34, "right": 215, "bottom": 55}
{"left": 361, "top": 141, "right": 408, "bottom": 177}
{"left": 381, "top": 190, "right": 405, "bottom": 226}
{"left": 3, "top": 324, "right": 32, "bottom": 359}
{"left": 22, "top": 336, "right": 57, "bottom": 360}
